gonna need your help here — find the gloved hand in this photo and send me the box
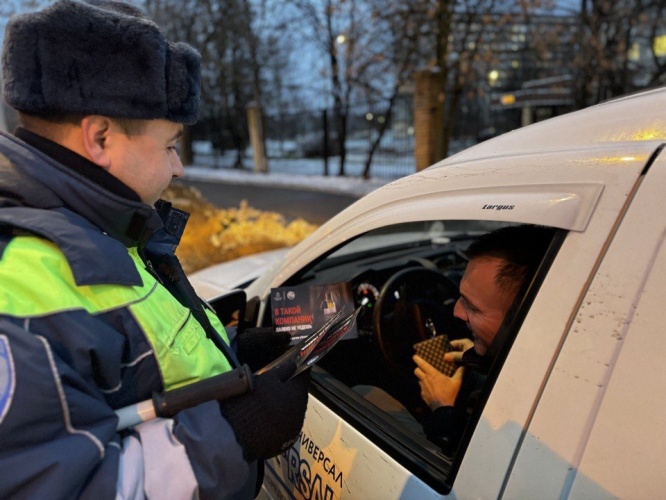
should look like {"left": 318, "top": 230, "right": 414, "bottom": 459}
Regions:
{"left": 236, "top": 326, "right": 292, "bottom": 372}
{"left": 219, "top": 362, "right": 309, "bottom": 462}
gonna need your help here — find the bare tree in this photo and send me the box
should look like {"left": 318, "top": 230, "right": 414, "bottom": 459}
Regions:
{"left": 402, "top": 0, "right": 523, "bottom": 159}
{"left": 359, "top": 1, "right": 425, "bottom": 178}
{"left": 284, "top": 0, "right": 557, "bottom": 173}
{"left": 145, "top": 0, "right": 293, "bottom": 169}
{"left": 289, "top": 0, "right": 350, "bottom": 175}
{"left": 291, "top": 0, "right": 409, "bottom": 176}
{"left": 389, "top": 0, "right": 581, "bottom": 159}
{"left": 144, "top": 0, "right": 249, "bottom": 166}
{"left": 557, "top": 0, "right": 666, "bottom": 107}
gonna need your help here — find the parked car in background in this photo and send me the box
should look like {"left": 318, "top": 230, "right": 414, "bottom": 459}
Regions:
{"left": 190, "top": 86, "right": 666, "bottom": 498}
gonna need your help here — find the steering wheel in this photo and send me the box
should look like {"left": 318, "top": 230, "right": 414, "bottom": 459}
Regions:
{"left": 373, "top": 267, "right": 462, "bottom": 375}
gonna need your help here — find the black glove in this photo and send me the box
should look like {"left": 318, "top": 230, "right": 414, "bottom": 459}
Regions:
{"left": 236, "top": 326, "right": 292, "bottom": 372}
{"left": 219, "top": 362, "right": 309, "bottom": 462}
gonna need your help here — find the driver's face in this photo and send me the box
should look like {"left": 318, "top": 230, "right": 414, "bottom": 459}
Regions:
{"left": 453, "top": 257, "right": 516, "bottom": 356}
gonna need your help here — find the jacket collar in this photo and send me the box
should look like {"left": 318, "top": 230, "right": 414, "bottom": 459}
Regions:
{"left": 14, "top": 127, "right": 140, "bottom": 202}
{"left": 0, "top": 206, "right": 143, "bottom": 286}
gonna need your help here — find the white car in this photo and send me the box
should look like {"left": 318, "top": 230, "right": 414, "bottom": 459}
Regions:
{"left": 191, "top": 86, "right": 666, "bottom": 499}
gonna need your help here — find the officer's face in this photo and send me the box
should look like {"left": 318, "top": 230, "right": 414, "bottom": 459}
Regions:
{"left": 453, "top": 257, "right": 516, "bottom": 356}
{"left": 108, "top": 119, "right": 184, "bottom": 205}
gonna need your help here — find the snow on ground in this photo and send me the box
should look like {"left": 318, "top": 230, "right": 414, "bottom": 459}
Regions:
{"left": 184, "top": 166, "right": 390, "bottom": 197}
{"left": 185, "top": 140, "right": 414, "bottom": 197}
{"left": 183, "top": 137, "right": 478, "bottom": 198}
{"left": 183, "top": 161, "right": 394, "bottom": 198}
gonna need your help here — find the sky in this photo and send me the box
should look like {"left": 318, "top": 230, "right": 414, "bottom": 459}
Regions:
{"left": 0, "top": 0, "right": 580, "bottom": 34}
{"left": 0, "top": 0, "right": 582, "bottom": 104}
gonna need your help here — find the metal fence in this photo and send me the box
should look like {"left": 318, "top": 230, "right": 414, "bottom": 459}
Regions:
{"left": 188, "top": 92, "right": 522, "bottom": 179}
{"left": 190, "top": 96, "right": 417, "bottom": 180}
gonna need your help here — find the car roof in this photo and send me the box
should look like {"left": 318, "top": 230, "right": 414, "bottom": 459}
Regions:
{"left": 442, "top": 85, "right": 666, "bottom": 166}
{"left": 327, "top": 87, "right": 666, "bottom": 234}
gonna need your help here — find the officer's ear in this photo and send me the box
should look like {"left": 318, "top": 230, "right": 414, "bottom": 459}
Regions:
{"left": 80, "top": 115, "right": 113, "bottom": 169}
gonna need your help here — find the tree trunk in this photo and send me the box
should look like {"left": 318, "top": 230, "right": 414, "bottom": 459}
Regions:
{"left": 362, "top": 96, "right": 396, "bottom": 179}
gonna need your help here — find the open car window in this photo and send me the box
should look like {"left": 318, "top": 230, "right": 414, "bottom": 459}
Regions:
{"left": 262, "top": 219, "right": 565, "bottom": 493}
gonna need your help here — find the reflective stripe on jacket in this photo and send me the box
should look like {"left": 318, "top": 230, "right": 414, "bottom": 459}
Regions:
{"left": 0, "top": 231, "right": 232, "bottom": 390}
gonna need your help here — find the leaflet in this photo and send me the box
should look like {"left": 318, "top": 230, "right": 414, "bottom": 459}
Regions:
{"left": 270, "top": 282, "right": 357, "bottom": 343}
{"left": 257, "top": 306, "right": 362, "bottom": 380}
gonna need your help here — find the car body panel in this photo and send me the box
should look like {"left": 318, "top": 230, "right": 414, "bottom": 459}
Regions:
{"left": 261, "top": 397, "right": 444, "bottom": 499}
{"left": 447, "top": 86, "right": 666, "bottom": 164}
{"left": 573, "top": 228, "right": 666, "bottom": 498}
{"left": 254, "top": 139, "right": 655, "bottom": 498}
{"left": 446, "top": 148, "right": 653, "bottom": 497}
{"left": 504, "top": 149, "right": 666, "bottom": 498}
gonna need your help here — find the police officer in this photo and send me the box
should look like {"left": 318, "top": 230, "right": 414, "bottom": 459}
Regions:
{"left": 0, "top": 1, "right": 307, "bottom": 498}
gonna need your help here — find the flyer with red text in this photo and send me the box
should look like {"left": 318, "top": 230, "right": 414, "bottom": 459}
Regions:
{"left": 257, "top": 306, "right": 361, "bottom": 380}
{"left": 270, "top": 282, "right": 357, "bottom": 343}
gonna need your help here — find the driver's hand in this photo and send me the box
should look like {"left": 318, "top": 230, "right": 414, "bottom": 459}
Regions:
{"left": 444, "top": 338, "right": 474, "bottom": 364}
{"left": 413, "top": 355, "right": 464, "bottom": 409}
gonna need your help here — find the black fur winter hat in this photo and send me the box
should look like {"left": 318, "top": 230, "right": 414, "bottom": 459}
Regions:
{"left": 1, "top": 0, "right": 201, "bottom": 124}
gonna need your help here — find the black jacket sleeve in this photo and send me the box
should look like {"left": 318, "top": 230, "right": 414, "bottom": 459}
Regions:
{"left": 421, "top": 369, "right": 486, "bottom": 456}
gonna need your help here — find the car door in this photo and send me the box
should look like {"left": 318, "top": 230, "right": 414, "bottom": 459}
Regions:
{"left": 250, "top": 143, "right": 653, "bottom": 499}
{"left": 502, "top": 146, "right": 666, "bottom": 498}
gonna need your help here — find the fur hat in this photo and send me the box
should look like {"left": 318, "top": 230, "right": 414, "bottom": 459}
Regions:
{"left": 1, "top": 0, "right": 201, "bottom": 124}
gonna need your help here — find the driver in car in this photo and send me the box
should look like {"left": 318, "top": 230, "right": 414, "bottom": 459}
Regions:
{"left": 412, "top": 224, "right": 554, "bottom": 454}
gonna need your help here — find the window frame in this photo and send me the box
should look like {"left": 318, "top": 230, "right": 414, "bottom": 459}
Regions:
{"left": 269, "top": 222, "right": 568, "bottom": 493}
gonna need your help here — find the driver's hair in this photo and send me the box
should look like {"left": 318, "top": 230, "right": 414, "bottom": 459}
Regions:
{"left": 465, "top": 224, "right": 554, "bottom": 295}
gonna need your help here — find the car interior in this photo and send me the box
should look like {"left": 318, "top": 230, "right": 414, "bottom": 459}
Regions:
{"left": 210, "top": 219, "right": 565, "bottom": 493}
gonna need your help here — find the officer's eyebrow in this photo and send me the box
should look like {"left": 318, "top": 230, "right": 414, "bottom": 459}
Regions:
{"left": 169, "top": 127, "right": 184, "bottom": 143}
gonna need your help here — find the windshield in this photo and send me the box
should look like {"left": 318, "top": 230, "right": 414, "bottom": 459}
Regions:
{"left": 321, "top": 220, "right": 508, "bottom": 261}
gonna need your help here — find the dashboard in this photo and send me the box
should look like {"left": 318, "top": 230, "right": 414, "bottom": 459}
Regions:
{"left": 289, "top": 238, "right": 472, "bottom": 336}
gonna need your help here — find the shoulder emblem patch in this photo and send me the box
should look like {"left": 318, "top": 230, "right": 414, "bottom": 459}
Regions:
{"left": 0, "top": 335, "right": 15, "bottom": 425}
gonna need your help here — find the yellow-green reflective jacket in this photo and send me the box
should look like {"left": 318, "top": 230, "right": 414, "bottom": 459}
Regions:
{"left": 0, "top": 133, "right": 254, "bottom": 499}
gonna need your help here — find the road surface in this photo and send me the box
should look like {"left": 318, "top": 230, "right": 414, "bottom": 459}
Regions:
{"left": 179, "top": 179, "right": 358, "bottom": 225}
